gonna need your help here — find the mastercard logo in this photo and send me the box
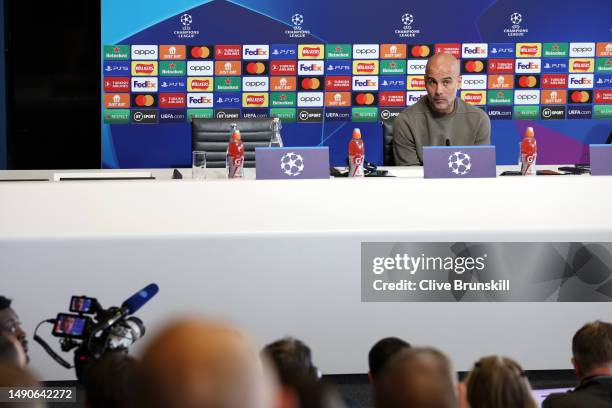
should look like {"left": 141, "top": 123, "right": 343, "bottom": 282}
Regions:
{"left": 464, "top": 60, "right": 485, "bottom": 73}
{"left": 134, "top": 94, "right": 156, "bottom": 107}
{"left": 410, "top": 45, "right": 431, "bottom": 58}
{"left": 570, "top": 91, "right": 591, "bottom": 103}
{"left": 190, "top": 46, "right": 211, "bottom": 59}
{"left": 517, "top": 76, "right": 538, "bottom": 88}
{"left": 354, "top": 93, "right": 376, "bottom": 105}
{"left": 301, "top": 77, "right": 321, "bottom": 90}
{"left": 246, "top": 62, "right": 266, "bottom": 74}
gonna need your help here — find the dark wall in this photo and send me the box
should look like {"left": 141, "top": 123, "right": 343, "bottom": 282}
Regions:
{"left": 5, "top": 0, "right": 101, "bottom": 169}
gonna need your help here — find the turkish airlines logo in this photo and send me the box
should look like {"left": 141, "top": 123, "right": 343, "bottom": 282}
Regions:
{"left": 379, "top": 91, "right": 405, "bottom": 107}
{"left": 488, "top": 59, "right": 514, "bottom": 74}
{"left": 159, "top": 93, "right": 186, "bottom": 108}
{"left": 270, "top": 61, "right": 297, "bottom": 75}
{"left": 542, "top": 74, "right": 568, "bottom": 88}
{"left": 215, "top": 45, "right": 242, "bottom": 60}
{"left": 104, "top": 77, "right": 130, "bottom": 92}
{"left": 325, "top": 76, "right": 351, "bottom": 91}
{"left": 434, "top": 43, "right": 461, "bottom": 58}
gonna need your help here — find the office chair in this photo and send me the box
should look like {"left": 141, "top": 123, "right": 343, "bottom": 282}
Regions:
{"left": 381, "top": 121, "right": 395, "bottom": 166}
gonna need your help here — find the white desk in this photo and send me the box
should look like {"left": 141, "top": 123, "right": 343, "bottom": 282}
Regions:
{"left": 1, "top": 167, "right": 611, "bottom": 380}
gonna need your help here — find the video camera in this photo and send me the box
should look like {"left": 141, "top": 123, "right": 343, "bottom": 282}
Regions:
{"left": 34, "top": 283, "right": 159, "bottom": 383}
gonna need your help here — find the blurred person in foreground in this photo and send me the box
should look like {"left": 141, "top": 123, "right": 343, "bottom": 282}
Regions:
{"left": 544, "top": 320, "right": 612, "bottom": 408}
{"left": 368, "top": 337, "right": 411, "bottom": 384}
{"left": 137, "top": 318, "right": 276, "bottom": 408}
{"left": 0, "top": 333, "right": 27, "bottom": 367}
{"left": 0, "top": 364, "right": 45, "bottom": 408}
{"left": 84, "top": 353, "right": 139, "bottom": 408}
{"left": 0, "top": 295, "right": 29, "bottom": 363}
{"left": 375, "top": 347, "right": 457, "bottom": 408}
{"left": 460, "top": 355, "right": 536, "bottom": 408}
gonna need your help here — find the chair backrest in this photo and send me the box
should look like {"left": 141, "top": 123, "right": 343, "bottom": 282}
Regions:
{"left": 191, "top": 118, "right": 276, "bottom": 168}
{"left": 381, "top": 121, "right": 395, "bottom": 166}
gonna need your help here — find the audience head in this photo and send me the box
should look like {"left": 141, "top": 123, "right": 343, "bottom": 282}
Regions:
{"left": 262, "top": 336, "right": 319, "bottom": 384}
{"left": 571, "top": 320, "right": 612, "bottom": 378}
{"left": 0, "top": 296, "right": 28, "bottom": 363}
{"left": 425, "top": 53, "right": 462, "bottom": 115}
{"left": 0, "top": 333, "right": 27, "bottom": 368}
{"left": 84, "top": 352, "right": 139, "bottom": 408}
{"left": 138, "top": 318, "right": 275, "bottom": 408}
{"left": 368, "top": 337, "right": 411, "bottom": 382}
{"left": 0, "top": 364, "right": 45, "bottom": 408}
{"left": 463, "top": 355, "right": 536, "bottom": 408}
{"left": 375, "top": 347, "right": 457, "bottom": 408}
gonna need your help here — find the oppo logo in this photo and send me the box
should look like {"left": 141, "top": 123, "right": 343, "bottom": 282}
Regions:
{"left": 572, "top": 47, "right": 593, "bottom": 53}
{"left": 189, "top": 66, "right": 211, "bottom": 72}
{"left": 134, "top": 49, "right": 155, "bottom": 55}
{"left": 463, "top": 79, "right": 484, "bottom": 85}
{"left": 355, "top": 49, "right": 377, "bottom": 55}
{"left": 517, "top": 94, "right": 538, "bottom": 100}
{"left": 299, "top": 96, "right": 322, "bottom": 102}
{"left": 245, "top": 81, "right": 266, "bottom": 87}
{"left": 409, "top": 64, "right": 426, "bottom": 70}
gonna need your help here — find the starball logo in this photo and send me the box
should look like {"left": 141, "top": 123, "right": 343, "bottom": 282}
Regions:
{"left": 395, "top": 12, "right": 420, "bottom": 38}
{"left": 285, "top": 13, "right": 311, "bottom": 38}
{"left": 175, "top": 13, "right": 199, "bottom": 39}
{"left": 504, "top": 12, "right": 528, "bottom": 37}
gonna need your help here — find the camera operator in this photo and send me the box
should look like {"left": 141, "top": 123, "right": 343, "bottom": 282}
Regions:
{"left": 0, "top": 296, "right": 29, "bottom": 363}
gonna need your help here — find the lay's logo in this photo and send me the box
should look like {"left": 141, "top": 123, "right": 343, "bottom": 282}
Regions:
{"left": 407, "top": 76, "right": 425, "bottom": 90}
{"left": 302, "top": 47, "right": 321, "bottom": 57}
{"left": 569, "top": 58, "right": 594, "bottom": 73}
{"left": 517, "top": 43, "right": 542, "bottom": 58}
{"left": 131, "top": 61, "right": 158, "bottom": 76}
{"left": 298, "top": 45, "right": 324, "bottom": 60}
{"left": 461, "top": 91, "right": 486, "bottom": 105}
{"left": 188, "top": 78, "right": 212, "bottom": 91}
{"left": 243, "top": 93, "right": 269, "bottom": 107}
{"left": 353, "top": 60, "right": 379, "bottom": 75}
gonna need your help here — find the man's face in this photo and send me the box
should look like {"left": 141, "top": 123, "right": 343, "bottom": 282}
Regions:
{"left": 425, "top": 61, "right": 461, "bottom": 115}
{"left": 0, "top": 307, "right": 28, "bottom": 361}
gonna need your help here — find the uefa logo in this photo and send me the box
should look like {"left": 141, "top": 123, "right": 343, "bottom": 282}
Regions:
{"left": 401, "top": 13, "right": 414, "bottom": 28}
{"left": 280, "top": 152, "right": 305, "bottom": 176}
{"left": 285, "top": 13, "right": 310, "bottom": 38}
{"left": 395, "top": 12, "right": 420, "bottom": 38}
{"left": 175, "top": 13, "right": 199, "bottom": 38}
{"left": 448, "top": 151, "right": 472, "bottom": 175}
{"left": 504, "top": 11, "right": 528, "bottom": 37}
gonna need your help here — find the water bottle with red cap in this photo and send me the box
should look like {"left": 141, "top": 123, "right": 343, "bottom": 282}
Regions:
{"left": 348, "top": 128, "right": 365, "bottom": 177}
{"left": 227, "top": 124, "right": 245, "bottom": 179}
{"left": 520, "top": 126, "right": 537, "bottom": 176}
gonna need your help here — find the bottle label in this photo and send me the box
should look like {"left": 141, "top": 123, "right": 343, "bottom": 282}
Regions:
{"left": 349, "top": 154, "right": 364, "bottom": 177}
{"left": 520, "top": 153, "right": 537, "bottom": 175}
{"left": 228, "top": 155, "right": 244, "bottom": 178}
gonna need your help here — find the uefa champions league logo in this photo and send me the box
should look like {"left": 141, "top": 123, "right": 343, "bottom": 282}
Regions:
{"left": 285, "top": 13, "right": 310, "bottom": 38}
{"left": 395, "top": 12, "right": 420, "bottom": 38}
{"left": 280, "top": 152, "right": 305, "bottom": 176}
{"left": 448, "top": 151, "right": 472, "bottom": 175}
{"left": 175, "top": 13, "right": 199, "bottom": 39}
{"left": 504, "top": 11, "right": 528, "bottom": 37}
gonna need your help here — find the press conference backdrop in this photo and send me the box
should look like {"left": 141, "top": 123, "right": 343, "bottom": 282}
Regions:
{"left": 101, "top": 0, "right": 612, "bottom": 168}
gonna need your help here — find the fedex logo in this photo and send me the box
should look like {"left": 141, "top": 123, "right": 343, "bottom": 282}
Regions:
{"left": 352, "top": 76, "right": 378, "bottom": 91}
{"left": 568, "top": 74, "right": 594, "bottom": 89}
{"left": 243, "top": 45, "right": 269, "bottom": 60}
{"left": 515, "top": 59, "right": 541, "bottom": 73}
{"left": 187, "top": 93, "right": 214, "bottom": 107}
{"left": 131, "top": 77, "right": 158, "bottom": 92}
{"left": 462, "top": 43, "right": 488, "bottom": 58}
{"left": 406, "top": 91, "right": 426, "bottom": 106}
{"left": 298, "top": 61, "right": 324, "bottom": 75}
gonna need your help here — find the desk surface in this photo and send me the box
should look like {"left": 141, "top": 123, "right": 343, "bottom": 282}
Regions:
{"left": 0, "top": 166, "right": 609, "bottom": 239}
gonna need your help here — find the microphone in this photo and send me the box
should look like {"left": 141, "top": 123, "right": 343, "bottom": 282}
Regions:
{"left": 445, "top": 138, "right": 451, "bottom": 146}
{"left": 94, "top": 284, "right": 159, "bottom": 331}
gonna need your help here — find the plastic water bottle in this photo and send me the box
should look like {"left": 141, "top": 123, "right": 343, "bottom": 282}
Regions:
{"left": 520, "top": 126, "right": 537, "bottom": 176}
{"left": 227, "top": 127, "right": 244, "bottom": 179}
{"left": 348, "top": 128, "right": 365, "bottom": 177}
